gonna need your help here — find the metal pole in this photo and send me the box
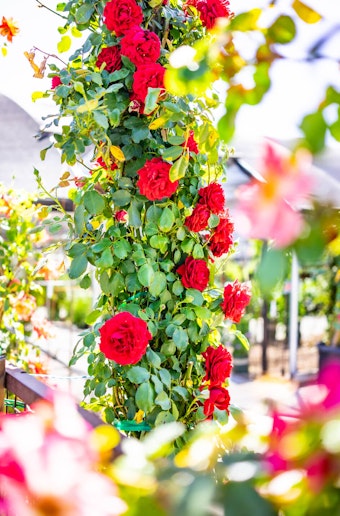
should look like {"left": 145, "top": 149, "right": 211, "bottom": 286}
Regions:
{"left": 0, "top": 354, "right": 5, "bottom": 412}
{"left": 289, "top": 252, "right": 299, "bottom": 379}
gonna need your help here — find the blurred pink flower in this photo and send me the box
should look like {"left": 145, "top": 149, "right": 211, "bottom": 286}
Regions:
{"left": 0, "top": 393, "right": 126, "bottom": 516}
{"left": 234, "top": 142, "right": 313, "bottom": 248}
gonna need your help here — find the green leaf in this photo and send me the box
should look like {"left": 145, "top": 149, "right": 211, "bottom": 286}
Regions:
{"left": 95, "top": 382, "right": 107, "bottom": 397}
{"left": 80, "top": 274, "right": 91, "bottom": 289}
{"left": 292, "top": 0, "right": 322, "bottom": 24}
{"left": 173, "top": 327, "right": 189, "bottom": 351}
{"left": 155, "top": 391, "right": 171, "bottom": 410}
{"left": 69, "top": 254, "right": 88, "bottom": 279}
{"left": 181, "top": 238, "right": 195, "bottom": 254}
{"left": 222, "top": 482, "right": 277, "bottom": 516}
{"left": 173, "top": 386, "right": 189, "bottom": 400}
{"left": 229, "top": 9, "right": 262, "bottom": 31}
{"left": 159, "top": 368, "right": 172, "bottom": 388}
{"left": 300, "top": 111, "right": 327, "bottom": 153}
{"left": 114, "top": 239, "right": 131, "bottom": 260}
{"left": 162, "top": 146, "right": 184, "bottom": 162}
{"left": 135, "top": 382, "right": 155, "bottom": 412}
{"left": 169, "top": 153, "right": 189, "bottom": 182}
{"left": 93, "top": 110, "right": 109, "bottom": 129}
{"left": 127, "top": 366, "right": 151, "bottom": 384}
{"left": 146, "top": 348, "right": 161, "bottom": 368}
{"left": 150, "top": 235, "right": 169, "bottom": 253}
{"left": 172, "top": 280, "right": 184, "bottom": 296}
{"left": 95, "top": 247, "right": 113, "bottom": 267}
{"left": 232, "top": 330, "right": 250, "bottom": 351}
{"left": 127, "top": 201, "right": 142, "bottom": 227}
{"left": 57, "top": 35, "right": 72, "bottom": 53}
{"left": 185, "top": 288, "right": 204, "bottom": 306}
{"left": 194, "top": 306, "right": 212, "bottom": 320}
{"left": 149, "top": 271, "right": 167, "bottom": 297}
{"left": 112, "top": 189, "right": 131, "bottom": 207}
{"left": 256, "top": 248, "right": 288, "bottom": 298}
{"left": 85, "top": 309, "right": 102, "bottom": 325}
{"left": 75, "top": 3, "right": 94, "bottom": 24}
{"left": 168, "top": 135, "right": 185, "bottom": 145}
{"left": 138, "top": 263, "right": 155, "bottom": 287}
{"left": 154, "top": 411, "right": 176, "bottom": 425}
{"left": 192, "top": 244, "right": 205, "bottom": 259}
{"left": 83, "top": 190, "right": 105, "bottom": 215}
{"left": 146, "top": 205, "right": 162, "bottom": 223}
{"left": 158, "top": 207, "right": 175, "bottom": 232}
{"left": 267, "top": 15, "right": 296, "bottom": 44}
{"left": 109, "top": 272, "right": 125, "bottom": 297}
{"left": 144, "top": 87, "right": 161, "bottom": 115}
{"left": 74, "top": 204, "right": 85, "bottom": 235}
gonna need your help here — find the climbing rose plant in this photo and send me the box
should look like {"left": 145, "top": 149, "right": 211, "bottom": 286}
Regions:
{"left": 36, "top": 0, "right": 252, "bottom": 430}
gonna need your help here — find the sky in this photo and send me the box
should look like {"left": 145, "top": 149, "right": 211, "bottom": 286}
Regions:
{"left": 0, "top": 0, "right": 339, "bottom": 146}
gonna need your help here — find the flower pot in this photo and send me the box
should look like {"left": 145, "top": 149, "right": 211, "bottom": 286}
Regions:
{"left": 232, "top": 355, "right": 249, "bottom": 375}
{"left": 317, "top": 342, "right": 340, "bottom": 371}
{"left": 0, "top": 354, "right": 5, "bottom": 413}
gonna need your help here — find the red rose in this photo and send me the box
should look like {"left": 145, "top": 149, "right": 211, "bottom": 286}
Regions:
{"left": 96, "top": 46, "right": 122, "bottom": 73}
{"left": 185, "top": 203, "right": 210, "bottom": 232}
{"left": 137, "top": 157, "right": 178, "bottom": 200}
{"left": 203, "top": 386, "right": 231, "bottom": 418}
{"left": 183, "top": 130, "right": 199, "bottom": 154}
{"left": 198, "top": 182, "right": 225, "bottom": 215}
{"left": 202, "top": 345, "right": 232, "bottom": 386}
{"left": 96, "top": 156, "right": 118, "bottom": 172}
{"left": 177, "top": 256, "right": 210, "bottom": 291}
{"left": 51, "top": 75, "right": 62, "bottom": 89}
{"left": 221, "top": 279, "right": 251, "bottom": 323}
{"left": 121, "top": 28, "right": 161, "bottom": 67}
{"left": 193, "top": 0, "right": 233, "bottom": 30}
{"left": 103, "top": 0, "right": 143, "bottom": 36}
{"left": 99, "top": 312, "right": 152, "bottom": 365}
{"left": 209, "top": 211, "right": 234, "bottom": 257}
{"left": 131, "top": 63, "right": 166, "bottom": 113}
{"left": 115, "top": 210, "right": 128, "bottom": 223}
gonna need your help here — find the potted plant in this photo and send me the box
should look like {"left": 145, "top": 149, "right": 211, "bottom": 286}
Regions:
{"left": 318, "top": 255, "right": 340, "bottom": 370}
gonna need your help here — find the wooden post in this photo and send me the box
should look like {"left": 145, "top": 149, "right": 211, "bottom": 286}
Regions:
{"left": 0, "top": 354, "right": 5, "bottom": 412}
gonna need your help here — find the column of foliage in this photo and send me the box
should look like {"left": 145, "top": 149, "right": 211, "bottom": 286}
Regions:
{"left": 39, "top": 0, "right": 251, "bottom": 429}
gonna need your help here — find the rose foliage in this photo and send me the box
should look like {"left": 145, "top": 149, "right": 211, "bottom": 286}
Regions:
{"left": 34, "top": 0, "right": 252, "bottom": 430}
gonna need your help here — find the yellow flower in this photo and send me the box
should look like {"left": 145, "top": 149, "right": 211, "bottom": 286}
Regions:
{"left": 0, "top": 17, "right": 19, "bottom": 43}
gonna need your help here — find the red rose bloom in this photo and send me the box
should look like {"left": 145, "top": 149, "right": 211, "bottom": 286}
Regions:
{"left": 115, "top": 210, "right": 128, "bottom": 223}
{"left": 198, "top": 182, "right": 225, "bottom": 214}
{"left": 131, "top": 63, "right": 166, "bottom": 113}
{"left": 177, "top": 256, "right": 210, "bottom": 291}
{"left": 209, "top": 211, "right": 234, "bottom": 257}
{"left": 96, "top": 46, "right": 122, "bottom": 73}
{"left": 183, "top": 130, "right": 199, "bottom": 154}
{"left": 202, "top": 345, "right": 232, "bottom": 386}
{"left": 221, "top": 279, "right": 251, "bottom": 323}
{"left": 203, "top": 386, "right": 231, "bottom": 418}
{"left": 96, "top": 156, "right": 118, "bottom": 171}
{"left": 51, "top": 75, "right": 62, "bottom": 89}
{"left": 121, "top": 28, "right": 161, "bottom": 67}
{"left": 137, "top": 157, "right": 178, "bottom": 200}
{"left": 103, "top": 0, "right": 143, "bottom": 36}
{"left": 192, "top": 0, "right": 233, "bottom": 30}
{"left": 185, "top": 203, "right": 210, "bottom": 232}
{"left": 99, "top": 312, "right": 152, "bottom": 365}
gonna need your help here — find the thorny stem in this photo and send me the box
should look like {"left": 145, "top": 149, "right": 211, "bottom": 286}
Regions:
{"left": 33, "top": 46, "right": 68, "bottom": 66}
{"left": 35, "top": 0, "right": 68, "bottom": 20}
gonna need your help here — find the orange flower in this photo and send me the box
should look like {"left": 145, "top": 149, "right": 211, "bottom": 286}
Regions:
{"left": 0, "top": 17, "right": 19, "bottom": 43}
